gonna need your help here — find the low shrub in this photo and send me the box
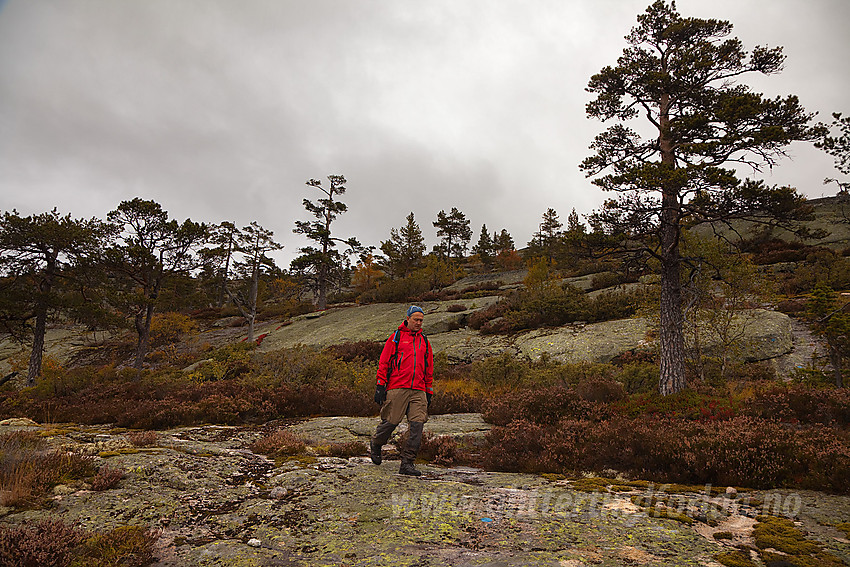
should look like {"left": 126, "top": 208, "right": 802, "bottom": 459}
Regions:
{"left": 446, "top": 303, "right": 467, "bottom": 313}
{"left": 614, "top": 362, "right": 659, "bottom": 394}
{"left": 589, "top": 271, "right": 622, "bottom": 291}
{"left": 0, "top": 522, "right": 160, "bottom": 567}
{"left": 0, "top": 520, "right": 83, "bottom": 567}
{"left": 481, "top": 386, "right": 610, "bottom": 426}
{"left": 575, "top": 376, "right": 626, "bottom": 403}
{"left": 612, "top": 390, "right": 737, "bottom": 421}
{"left": 427, "top": 390, "right": 481, "bottom": 414}
{"left": 480, "top": 415, "right": 850, "bottom": 493}
{"left": 249, "top": 430, "right": 307, "bottom": 457}
{"left": 743, "top": 386, "right": 850, "bottom": 425}
{"left": 148, "top": 312, "right": 198, "bottom": 347}
{"left": 127, "top": 431, "right": 159, "bottom": 447}
{"left": 323, "top": 341, "right": 384, "bottom": 363}
{"left": 417, "top": 433, "right": 468, "bottom": 467}
{"left": 469, "top": 283, "right": 652, "bottom": 334}
{"left": 90, "top": 466, "right": 124, "bottom": 491}
{"left": 74, "top": 525, "right": 159, "bottom": 567}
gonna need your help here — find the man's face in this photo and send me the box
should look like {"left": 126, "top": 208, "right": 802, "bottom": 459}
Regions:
{"left": 406, "top": 312, "right": 424, "bottom": 332}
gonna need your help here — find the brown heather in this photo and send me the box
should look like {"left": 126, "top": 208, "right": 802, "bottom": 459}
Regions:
{"left": 480, "top": 416, "right": 850, "bottom": 493}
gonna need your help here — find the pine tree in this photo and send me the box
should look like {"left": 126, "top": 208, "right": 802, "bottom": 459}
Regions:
{"left": 292, "top": 175, "right": 363, "bottom": 309}
{"left": 379, "top": 212, "right": 425, "bottom": 279}
{"left": 105, "top": 198, "right": 207, "bottom": 373}
{"left": 0, "top": 209, "right": 110, "bottom": 386}
{"left": 227, "top": 222, "right": 282, "bottom": 342}
{"left": 472, "top": 224, "right": 494, "bottom": 268}
{"left": 582, "top": 1, "right": 822, "bottom": 395}
{"left": 528, "top": 208, "right": 563, "bottom": 261}
{"left": 433, "top": 208, "right": 472, "bottom": 262}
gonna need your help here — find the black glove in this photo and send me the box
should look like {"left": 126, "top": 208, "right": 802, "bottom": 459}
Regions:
{"left": 374, "top": 385, "right": 387, "bottom": 405}
{"left": 426, "top": 392, "right": 432, "bottom": 407}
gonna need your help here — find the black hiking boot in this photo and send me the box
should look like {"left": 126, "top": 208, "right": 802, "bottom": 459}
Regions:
{"left": 369, "top": 439, "right": 382, "bottom": 465}
{"left": 370, "top": 420, "right": 397, "bottom": 466}
{"left": 398, "top": 460, "right": 422, "bottom": 476}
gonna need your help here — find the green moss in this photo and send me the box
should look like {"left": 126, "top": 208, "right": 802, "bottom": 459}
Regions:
{"left": 38, "top": 428, "right": 73, "bottom": 437}
{"left": 273, "top": 455, "right": 317, "bottom": 467}
{"left": 97, "top": 448, "right": 139, "bottom": 458}
{"left": 835, "top": 522, "right": 850, "bottom": 539}
{"left": 569, "top": 477, "right": 646, "bottom": 493}
{"left": 714, "top": 550, "right": 758, "bottom": 567}
{"left": 645, "top": 507, "right": 695, "bottom": 525}
{"left": 541, "top": 473, "right": 566, "bottom": 481}
{"left": 714, "top": 531, "right": 734, "bottom": 540}
{"left": 754, "top": 515, "right": 820, "bottom": 555}
{"left": 753, "top": 515, "right": 845, "bottom": 567}
{"left": 70, "top": 525, "right": 157, "bottom": 567}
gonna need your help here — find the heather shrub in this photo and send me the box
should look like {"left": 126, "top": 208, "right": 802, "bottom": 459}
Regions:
{"left": 323, "top": 341, "right": 384, "bottom": 362}
{"left": 743, "top": 386, "right": 850, "bottom": 425}
{"left": 575, "top": 376, "right": 626, "bottom": 402}
{"left": 417, "top": 433, "right": 470, "bottom": 466}
{"left": 90, "top": 466, "right": 124, "bottom": 491}
{"left": 0, "top": 520, "right": 83, "bottom": 567}
{"left": 427, "top": 389, "right": 481, "bottom": 414}
{"left": 480, "top": 415, "right": 850, "bottom": 493}
{"left": 481, "top": 386, "right": 609, "bottom": 426}
{"left": 613, "top": 390, "right": 737, "bottom": 421}
{"left": 446, "top": 303, "right": 467, "bottom": 313}
{"left": 127, "top": 431, "right": 159, "bottom": 447}
{"left": 249, "top": 429, "right": 307, "bottom": 457}
{"left": 480, "top": 420, "right": 547, "bottom": 473}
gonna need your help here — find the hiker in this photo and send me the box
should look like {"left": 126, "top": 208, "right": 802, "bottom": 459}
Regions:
{"left": 370, "top": 305, "right": 434, "bottom": 476}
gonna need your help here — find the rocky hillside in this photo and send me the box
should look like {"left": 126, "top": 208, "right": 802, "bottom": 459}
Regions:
{"left": 0, "top": 265, "right": 821, "bottom": 381}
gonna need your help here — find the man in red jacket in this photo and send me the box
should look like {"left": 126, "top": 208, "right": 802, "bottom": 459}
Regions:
{"left": 370, "top": 305, "right": 434, "bottom": 476}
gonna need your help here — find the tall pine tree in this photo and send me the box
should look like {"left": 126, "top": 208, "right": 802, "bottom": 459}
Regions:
{"left": 582, "top": 1, "right": 821, "bottom": 395}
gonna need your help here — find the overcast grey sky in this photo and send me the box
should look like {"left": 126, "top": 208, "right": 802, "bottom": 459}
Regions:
{"left": 1, "top": 0, "right": 848, "bottom": 267}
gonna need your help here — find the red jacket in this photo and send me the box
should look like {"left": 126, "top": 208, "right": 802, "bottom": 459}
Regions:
{"left": 376, "top": 322, "right": 434, "bottom": 394}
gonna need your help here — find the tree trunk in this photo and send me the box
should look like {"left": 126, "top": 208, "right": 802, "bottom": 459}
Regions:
{"left": 26, "top": 253, "right": 56, "bottom": 388}
{"left": 247, "top": 262, "right": 259, "bottom": 343}
{"left": 133, "top": 297, "right": 156, "bottom": 377}
{"left": 317, "top": 263, "right": 327, "bottom": 310}
{"left": 27, "top": 307, "right": 46, "bottom": 388}
{"left": 217, "top": 231, "right": 233, "bottom": 309}
{"left": 657, "top": 92, "right": 687, "bottom": 396}
{"left": 659, "top": 251, "right": 687, "bottom": 395}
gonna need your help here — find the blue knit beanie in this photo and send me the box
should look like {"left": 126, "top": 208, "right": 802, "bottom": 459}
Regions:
{"left": 406, "top": 305, "right": 424, "bottom": 317}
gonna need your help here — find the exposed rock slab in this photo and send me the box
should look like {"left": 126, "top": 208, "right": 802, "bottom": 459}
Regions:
{"left": 288, "top": 413, "right": 492, "bottom": 444}
{"left": 2, "top": 419, "right": 847, "bottom": 566}
{"left": 256, "top": 298, "right": 500, "bottom": 352}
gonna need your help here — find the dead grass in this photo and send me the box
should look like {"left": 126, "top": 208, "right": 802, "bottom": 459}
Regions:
{"left": 0, "top": 431, "right": 96, "bottom": 508}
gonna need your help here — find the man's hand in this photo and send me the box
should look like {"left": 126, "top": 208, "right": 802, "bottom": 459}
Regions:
{"left": 374, "top": 384, "right": 387, "bottom": 405}
{"left": 426, "top": 392, "right": 432, "bottom": 407}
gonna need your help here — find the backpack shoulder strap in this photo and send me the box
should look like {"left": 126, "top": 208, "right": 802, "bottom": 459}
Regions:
{"left": 421, "top": 332, "right": 430, "bottom": 373}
